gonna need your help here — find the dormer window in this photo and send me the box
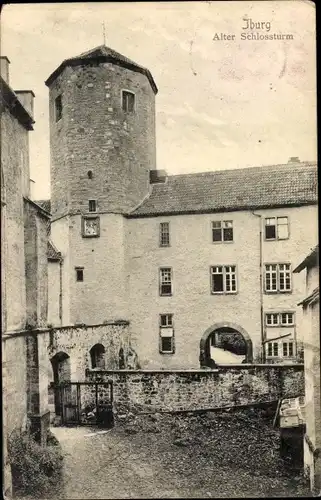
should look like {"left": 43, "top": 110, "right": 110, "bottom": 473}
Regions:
{"left": 122, "top": 90, "right": 135, "bottom": 113}
{"left": 88, "top": 199, "right": 97, "bottom": 213}
{"left": 55, "top": 95, "right": 62, "bottom": 122}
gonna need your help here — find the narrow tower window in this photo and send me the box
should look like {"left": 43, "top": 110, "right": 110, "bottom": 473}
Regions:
{"left": 122, "top": 90, "right": 135, "bottom": 113}
{"left": 88, "top": 200, "right": 97, "bottom": 213}
{"left": 75, "top": 267, "right": 84, "bottom": 282}
{"left": 55, "top": 95, "right": 62, "bottom": 122}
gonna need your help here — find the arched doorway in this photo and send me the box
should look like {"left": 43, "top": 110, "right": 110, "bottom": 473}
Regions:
{"left": 50, "top": 351, "right": 71, "bottom": 416}
{"left": 200, "top": 322, "right": 253, "bottom": 368}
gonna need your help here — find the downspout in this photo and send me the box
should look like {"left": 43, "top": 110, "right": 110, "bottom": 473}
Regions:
{"left": 59, "top": 258, "right": 63, "bottom": 326}
{"left": 252, "top": 211, "right": 265, "bottom": 362}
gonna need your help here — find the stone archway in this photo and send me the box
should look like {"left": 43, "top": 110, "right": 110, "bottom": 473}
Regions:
{"left": 200, "top": 322, "right": 253, "bottom": 368}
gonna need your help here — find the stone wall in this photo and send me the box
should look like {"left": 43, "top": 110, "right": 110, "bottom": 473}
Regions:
{"left": 2, "top": 334, "right": 29, "bottom": 497}
{"left": 39, "top": 321, "right": 132, "bottom": 383}
{"left": 86, "top": 364, "right": 304, "bottom": 414}
{"left": 2, "top": 335, "right": 29, "bottom": 435}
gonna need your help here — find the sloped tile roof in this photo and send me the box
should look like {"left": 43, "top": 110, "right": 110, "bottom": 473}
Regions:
{"left": 294, "top": 244, "right": 319, "bottom": 273}
{"left": 1, "top": 76, "right": 34, "bottom": 130}
{"left": 35, "top": 199, "right": 51, "bottom": 213}
{"left": 47, "top": 240, "right": 62, "bottom": 261}
{"left": 129, "top": 161, "right": 317, "bottom": 217}
{"left": 45, "top": 45, "right": 157, "bottom": 93}
{"left": 75, "top": 45, "right": 140, "bottom": 68}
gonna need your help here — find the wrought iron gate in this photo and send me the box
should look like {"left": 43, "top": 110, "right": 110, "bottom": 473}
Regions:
{"left": 56, "top": 381, "right": 113, "bottom": 426}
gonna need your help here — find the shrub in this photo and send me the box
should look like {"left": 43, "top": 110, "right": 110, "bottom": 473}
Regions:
{"left": 8, "top": 429, "right": 64, "bottom": 498}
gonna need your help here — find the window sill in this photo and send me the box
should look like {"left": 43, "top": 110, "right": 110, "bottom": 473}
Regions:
{"left": 264, "top": 238, "right": 290, "bottom": 242}
{"left": 212, "top": 241, "right": 234, "bottom": 244}
{"left": 266, "top": 324, "right": 295, "bottom": 328}
{"left": 159, "top": 352, "right": 175, "bottom": 355}
{"left": 211, "top": 291, "right": 238, "bottom": 295}
{"left": 264, "top": 291, "right": 292, "bottom": 294}
{"left": 160, "top": 294, "right": 173, "bottom": 297}
{"left": 159, "top": 245, "right": 171, "bottom": 248}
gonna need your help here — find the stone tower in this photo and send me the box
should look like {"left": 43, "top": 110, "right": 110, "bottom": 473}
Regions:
{"left": 46, "top": 46, "right": 157, "bottom": 325}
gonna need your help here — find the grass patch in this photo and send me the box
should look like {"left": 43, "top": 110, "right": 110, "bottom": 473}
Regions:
{"left": 8, "top": 428, "right": 64, "bottom": 498}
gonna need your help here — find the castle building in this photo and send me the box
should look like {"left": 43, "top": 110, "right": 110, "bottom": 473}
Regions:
{"left": 42, "top": 46, "right": 318, "bottom": 370}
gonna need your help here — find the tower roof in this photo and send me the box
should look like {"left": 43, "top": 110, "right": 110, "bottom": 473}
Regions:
{"left": 45, "top": 45, "right": 158, "bottom": 94}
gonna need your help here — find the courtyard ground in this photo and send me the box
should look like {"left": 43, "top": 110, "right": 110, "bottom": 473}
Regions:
{"left": 50, "top": 408, "right": 311, "bottom": 499}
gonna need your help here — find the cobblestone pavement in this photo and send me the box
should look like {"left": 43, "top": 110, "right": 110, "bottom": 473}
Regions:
{"left": 51, "top": 411, "right": 311, "bottom": 499}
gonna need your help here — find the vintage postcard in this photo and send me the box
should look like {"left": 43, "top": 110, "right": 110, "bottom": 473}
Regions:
{"left": 1, "top": 1, "right": 319, "bottom": 498}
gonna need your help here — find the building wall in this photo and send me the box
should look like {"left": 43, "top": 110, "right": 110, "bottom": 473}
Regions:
{"left": 24, "top": 199, "right": 49, "bottom": 328}
{"left": 303, "top": 296, "right": 320, "bottom": 492}
{"left": 86, "top": 364, "right": 304, "bottom": 414}
{"left": 51, "top": 213, "right": 127, "bottom": 325}
{"left": 48, "top": 62, "right": 156, "bottom": 218}
{"left": 126, "top": 204, "right": 317, "bottom": 369}
{"left": 1, "top": 107, "right": 31, "bottom": 331}
{"left": 48, "top": 261, "right": 61, "bottom": 327}
{"left": 306, "top": 265, "right": 319, "bottom": 296}
{"left": 50, "top": 217, "right": 71, "bottom": 325}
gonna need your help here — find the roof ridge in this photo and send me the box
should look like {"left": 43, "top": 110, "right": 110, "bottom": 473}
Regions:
{"left": 165, "top": 161, "right": 317, "bottom": 179}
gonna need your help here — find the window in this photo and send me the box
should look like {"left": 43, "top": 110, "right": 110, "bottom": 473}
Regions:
{"left": 264, "top": 263, "right": 292, "bottom": 293}
{"left": 264, "top": 217, "right": 289, "bottom": 240}
{"left": 90, "top": 344, "right": 105, "bottom": 369}
{"left": 159, "top": 314, "right": 174, "bottom": 354}
{"left": 267, "top": 342, "right": 279, "bottom": 357}
{"left": 159, "top": 268, "right": 172, "bottom": 296}
{"left": 55, "top": 95, "right": 62, "bottom": 122}
{"left": 76, "top": 268, "right": 84, "bottom": 282}
{"left": 265, "top": 312, "right": 295, "bottom": 326}
{"left": 160, "top": 314, "right": 173, "bottom": 327}
{"left": 212, "top": 220, "right": 233, "bottom": 242}
{"left": 122, "top": 91, "right": 135, "bottom": 112}
{"left": 265, "top": 313, "right": 279, "bottom": 326}
{"left": 283, "top": 342, "right": 294, "bottom": 357}
{"left": 280, "top": 312, "right": 294, "bottom": 326}
{"left": 211, "top": 265, "right": 237, "bottom": 294}
{"left": 160, "top": 222, "right": 170, "bottom": 247}
{"left": 88, "top": 200, "right": 97, "bottom": 213}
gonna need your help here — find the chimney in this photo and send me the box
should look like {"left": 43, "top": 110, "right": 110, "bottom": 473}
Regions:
{"left": 0, "top": 56, "right": 10, "bottom": 84}
{"left": 15, "top": 90, "right": 35, "bottom": 119}
{"left": 149, "top": 169, "right": 167, "bottom": 184}
{"left": 288, "top": 157, "right": 300, "bottom": 164}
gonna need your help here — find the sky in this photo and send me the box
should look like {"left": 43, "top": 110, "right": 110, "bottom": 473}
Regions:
{"left": 1, "top": 1, "right": 317, "bottom": 199}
